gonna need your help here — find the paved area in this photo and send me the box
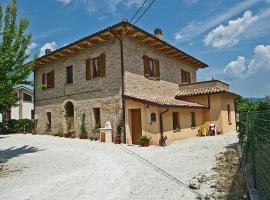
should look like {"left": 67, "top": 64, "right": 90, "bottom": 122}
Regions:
{"left": 0, "top": 132, "right": 238, "bottom": 200}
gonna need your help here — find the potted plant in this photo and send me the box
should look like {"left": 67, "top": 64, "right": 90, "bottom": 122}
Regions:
{"left": 64, "top": 116, "right": 74, "bottom": 138}
{"left": 114, "top": 120, "right": 123, "bottom": 144}
{"left": 139, "top": 135, "right": 151, "bottom": 147}
{"left": 79, "top": 114, "right": 87, "bottom": 139}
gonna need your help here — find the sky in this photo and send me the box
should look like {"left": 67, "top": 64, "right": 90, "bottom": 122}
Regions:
{"left": 2, "top": 0, "right": 270, "bottom": 98}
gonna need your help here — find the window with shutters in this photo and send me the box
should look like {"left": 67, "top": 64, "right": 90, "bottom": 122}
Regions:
{"left": 46, "top": 71, "right": 54, "bottom": 89}
{"left": 181, "top": 69, "right": 191, "bottom": 84}
{"left": 93, "top": 108, "right": 101, "bottom": 128}
{"left": 191, "top": 112, "right": 196, "bottom": 128}
{"left": 66, "top": 65, "right": 73, "bottom": 84}
{"left": 172, "top": 112, "right": 180, "bottom": 132}
{"left": 143, "top": 55, "right": 160, "bottom": 79}
{"left": 89, "top": 53, "right": 105, "bottom": 79}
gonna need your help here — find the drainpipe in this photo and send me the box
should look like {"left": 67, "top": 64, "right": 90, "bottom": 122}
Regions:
{"left": 159, "top": 108, "right": 169, "bottom": 146}
{"left": 110, "top": 30, "right": 126, "bottom": 144}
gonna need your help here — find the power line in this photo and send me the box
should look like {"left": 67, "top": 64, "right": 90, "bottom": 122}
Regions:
{"left": 134, "top": 0, "right": 157, "bottom": 25}
{"left": 129, "top": 0, "right": 149, "bottom": 23}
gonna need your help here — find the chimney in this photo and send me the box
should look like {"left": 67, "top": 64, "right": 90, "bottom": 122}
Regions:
{"left": 45, "top": 49, "right": 52, "bottom": 54}
{"left": 154, "top": 28, "right": 163, "bottom": 40}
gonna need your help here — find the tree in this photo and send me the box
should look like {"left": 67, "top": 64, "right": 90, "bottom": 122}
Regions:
{"left": 0, "top": 0, "right": 32, "bottom": 114}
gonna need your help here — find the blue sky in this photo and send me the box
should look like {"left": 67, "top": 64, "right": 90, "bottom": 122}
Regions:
{"left": 2, "top": 0, "right": 270, "bottom": 97}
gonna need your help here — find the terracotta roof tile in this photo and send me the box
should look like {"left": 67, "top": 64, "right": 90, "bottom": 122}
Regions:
{"left": 175, "top": 86, "right": 238, "bottom": 97}
{"left": 124, "top": 94, "right": 207, "bottom": 108}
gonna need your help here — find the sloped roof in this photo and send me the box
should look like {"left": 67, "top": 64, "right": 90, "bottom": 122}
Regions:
{"left": 124, "top": 94, "right": 207, "bottom": 108}
{"left": 35, "top": 21, "right": 207, "bottom": 68}
{"left": 175, "top": 86, "right": 239, "bottom": 97}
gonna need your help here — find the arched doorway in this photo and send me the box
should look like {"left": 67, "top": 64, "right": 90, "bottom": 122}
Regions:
{"left": 64, "top": 101, "right": 75, "bottom": 136}
{"left": 64, "top": 101, "right": 74, "bottom": 117}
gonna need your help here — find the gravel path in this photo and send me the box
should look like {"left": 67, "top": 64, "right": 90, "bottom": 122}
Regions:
{"left": 0, "top": 132, "right": 237, "bottom": 200}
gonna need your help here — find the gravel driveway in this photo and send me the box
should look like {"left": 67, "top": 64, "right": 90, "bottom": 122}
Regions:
{"left": 0, "top": 132, "right": 237, "bottom": 200}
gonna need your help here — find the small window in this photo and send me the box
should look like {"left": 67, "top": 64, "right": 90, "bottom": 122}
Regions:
{"left": 151, "top": 113, "right": 156, "bottom": 122}
{"left": 191, "top": 112, "right": 196, "bottom": 128}
{"left": 23, "top": 93, "right": 32, "bottom": 102}
{"left": 227, "top": 104, "right": 232, "bottom": 125}
{"left": 66, "top": 65, "right": 73, "bottom": 84}
{"left": 173, "top": 112, "right": 180, "bottom": 131}
{"left": 143, "top": 55, "right": 160, "bottom": 79}
{"left": 93, "top": 108, "right": 101, "bottom": 128}
{"left": 46, "top": 71, "right": 54, "bottom": 89}
{"left": 149, "top": 58, "right": 156, "bottom": 78}
{"left": 92, "top": 57, "right": 100, "bottom": 78}
{"left": 181, "top": 69, "right": 191, "bottom": 84}
{"left": 46, "top": 112, "right": 52, "bottom": 132}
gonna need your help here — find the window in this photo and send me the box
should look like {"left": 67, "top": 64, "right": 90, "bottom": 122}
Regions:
{"left": 23, "top": 93, "right": 32, "bottom": 102}
{"left": 172, "top": 112, "right": 180, "bottom": 131}
{"left": 151, "top": 113, "right": 157, "bottom": 122}
{"left": 66, "top": 65, "right": 73, "bottom": 84}
{"left": 227, "top": 104, "right": 232, "bottom": 124}
{"left": 46, "top": 112, "right": 52, "bottom": 132}
{"left": 143, "top": 55, "right": 160, "bottom": 79}
{"left": 31, "top": 109, "right": 35, "bottom": 120}
{"left": 181, "top": 69, "right": 191, "bottom": 84}
{"left": 191, "top": 112, "right": 196, "bottom": 127}
{"left": 86, "top": 54, "right": 106, "bottom": 80}
{"left": 46, "top": 71, "right": 54, "bottom": 89}
{"left": 93, "top": 108, "right": 101, "bottom": 128}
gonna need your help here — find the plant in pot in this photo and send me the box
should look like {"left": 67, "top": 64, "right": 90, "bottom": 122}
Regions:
{"left": 114, "top": 120, "right": 123, "bottom": 144}
{"left": 79, "top": 114, "right": 87, "bottom": 139}
{"left": 139, "top": 135, "right": 151, "bottom": 147}
{"left": 64, "top": 116, "right": 74, "bottom": 138}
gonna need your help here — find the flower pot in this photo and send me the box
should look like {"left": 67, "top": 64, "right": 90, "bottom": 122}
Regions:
{"left": 64, "top": 132, "right": 71, "bottom": 138}
{"left": 79, "top": 134, "right": 88, "bottom": 139}
{"left": 114, "top": 134, "right": 121, "bottom": 144}
{"left": 141, "top": 140, "right": 150, "bottom": 147}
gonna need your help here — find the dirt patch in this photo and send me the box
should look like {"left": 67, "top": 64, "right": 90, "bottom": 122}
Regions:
{"left": 0, "top": 161, "right": 22, "bottom": 178}
{"left": 192, "top": 148, "right": 248, "bottom": 199}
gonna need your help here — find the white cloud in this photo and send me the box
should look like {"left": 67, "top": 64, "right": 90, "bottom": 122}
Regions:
{"left": 56, "top": 0, "right": 72, "bottom": 5}
{"left": 55, "top": 0, "right": 143, "bottom": 15}
{"left": 247, "top": 45, "right": 270, "bottom": 75}
{"left": 26, "top": 42, "right": 38, "bottom": 54}
{"left": 174, "top": 0, "right": 261, "bottom": 43}
{"left": 39, "top": 42, "right": 58, "bottom": 57}
{"left": 222, "top": 45, "right": 270, "bottom": 79}
{"left": 204, "top": 11, "right": 258, "bottom": 48}
{"left": 224, "top": 56, "right": 246, "bottom": 78}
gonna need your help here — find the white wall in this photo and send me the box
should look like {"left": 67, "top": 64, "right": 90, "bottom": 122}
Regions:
{"left": 11, "top": 106, "right": 19, "bottom": 120}
{"left": 23, "top": 102, "right": 34, "bottom": 119}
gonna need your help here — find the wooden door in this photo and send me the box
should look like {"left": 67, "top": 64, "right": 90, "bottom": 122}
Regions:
{"left": 131, "top": 109, "right": 142, "bottom": 145}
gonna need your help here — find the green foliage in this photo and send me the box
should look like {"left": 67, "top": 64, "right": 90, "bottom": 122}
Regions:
{"left": 0, "top": 119, "right": 33, "bottom": 134}
{"left": 117, "top": 119, "right": 123, "bottom": 135}
{"left": 139, "top": 135, "right": 151, "bottom": 142}
{"left": 80, "top": 113, "right": 86, "bottom": 134}
{"left": 0, "top": 0, "right": 33, "bottom": 114}
{"left": 235, "top": 96, "right": 270, "bottom": 112}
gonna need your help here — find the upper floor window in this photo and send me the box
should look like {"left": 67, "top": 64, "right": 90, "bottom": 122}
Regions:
{"left": 181, "top": 69, "right": 191, "bottom": 84}
{"left": 23, "top": 93, "right": 32, "bottom": 102}
{"left": 42, "top": 71, "right": 54, "bottom": 90}
{"left": 66, "top": 65, "right": 73, "bottom": 84}
{"left": 86, "top": 53, "right": 106, "bottom": 80}
{"left": 143, "top": 55, "right": 160, "bottom": 79}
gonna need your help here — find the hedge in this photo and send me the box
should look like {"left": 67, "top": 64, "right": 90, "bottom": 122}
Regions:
{"left": 0, "top": 119, "right": 34, "bottom": 134}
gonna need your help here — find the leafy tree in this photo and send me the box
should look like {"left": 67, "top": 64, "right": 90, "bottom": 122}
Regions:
{"left": 235, "top": 96, "right": 270, "bottom": 112}
{"left": 0, "top": 0, "right": 33, "bottom": 114}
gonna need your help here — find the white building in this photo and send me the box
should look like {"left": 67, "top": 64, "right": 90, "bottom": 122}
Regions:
{"left": 0, "top": 86, "right": 34, "bottom": 122}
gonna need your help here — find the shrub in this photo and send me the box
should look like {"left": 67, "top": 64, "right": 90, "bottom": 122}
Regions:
{"left": 139, "top": 135, "right": 151, "bottom": 142}
{"left": 0, "top": 119, "right": 34, "bottom": 134}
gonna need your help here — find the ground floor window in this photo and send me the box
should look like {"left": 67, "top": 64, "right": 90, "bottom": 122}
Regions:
{"left": 46, "top": 112, "right": 52, "bottom": 132}
{"left": 172, "top": 112, "right": 180, "bottom": 131}
{"left": 93, "top": 108, "right": 101, "bottom": 128}
{"left": 191, "top": 112, "right": 196, "bottom": 128}
{"left": 227, "top": 104, "right": 232, "bottom": 125}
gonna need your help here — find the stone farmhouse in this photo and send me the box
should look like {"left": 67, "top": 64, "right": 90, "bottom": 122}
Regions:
{"left": 33, "top": 21, "right": 238, "bottom": 145}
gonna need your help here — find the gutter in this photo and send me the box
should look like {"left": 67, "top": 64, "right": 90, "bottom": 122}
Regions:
{"left": 110, "top": 30, "right": 126, "bottom": 144}
{"left": 159, "top": 108, "right": 169, "bottom": 146}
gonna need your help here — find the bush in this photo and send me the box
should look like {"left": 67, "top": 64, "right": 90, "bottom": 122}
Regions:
{"left": 0, "top": 119, "right": 34, "bottom": 134}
